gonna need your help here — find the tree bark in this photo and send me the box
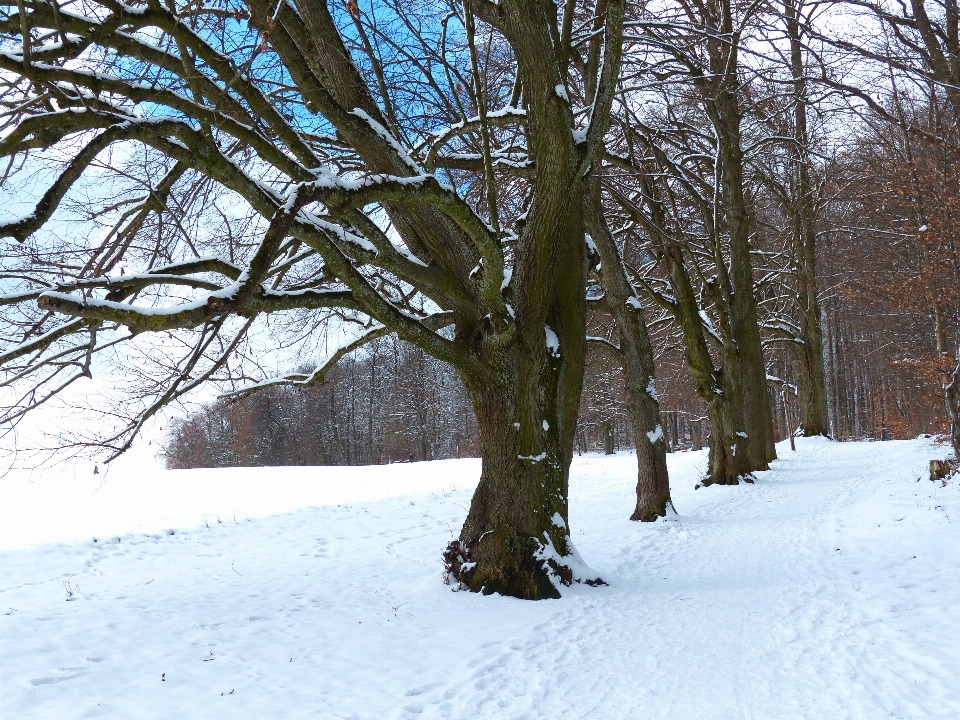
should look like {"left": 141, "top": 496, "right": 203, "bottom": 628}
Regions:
{"left": 610, "top": 150, "right": 760, "bottom": 485}
{"left": 586, "top": 196, "right": 671, "bottom": 521}
{"left": 714, "top": 91, "right": 777, "bottom": 468}
{"left": 946, "top": 346, "right": 960, "bottom": 459}
{"left": 446, "top": 291, "right": 602, "bottom": 598}
{"left": 786, "top": 0, "right": 830, "bottom": 437}
{"left": 663, "top": 241, "right": 757, "bottom": 484}
{"left": 440, "top": 0, "right": 608, "bottom": 590}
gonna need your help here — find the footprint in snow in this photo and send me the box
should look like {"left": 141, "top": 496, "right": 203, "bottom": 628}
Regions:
{"left": 30, "top": 667, "right": 88, "bottom": 686}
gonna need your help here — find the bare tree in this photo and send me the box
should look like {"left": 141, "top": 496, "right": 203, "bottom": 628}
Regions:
{"left": 595, "top": 0, "right": 781, "bottom": 484}
{"left": 0, "top": 0, "right": 637, "bottom": 598}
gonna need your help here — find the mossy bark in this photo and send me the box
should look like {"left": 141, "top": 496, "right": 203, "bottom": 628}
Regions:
{"left": 448, "top": 266, "right": 601, "bottom": 598}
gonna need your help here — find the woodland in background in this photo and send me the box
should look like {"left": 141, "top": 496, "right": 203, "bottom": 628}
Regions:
{"left": 163, "top": 337, "right": 480, "bottom": 468}
{"left": 162, "top": 333, "right": 685, "bottom": 468}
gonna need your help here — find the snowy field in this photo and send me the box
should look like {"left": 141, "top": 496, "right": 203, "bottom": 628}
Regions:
{"left": 2, "top": 437, "right": 958, "bottom": 719}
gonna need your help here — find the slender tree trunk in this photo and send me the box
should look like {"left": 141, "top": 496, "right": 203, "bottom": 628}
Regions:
{"left": 330, "top": 374, "right": 342, "bottom": 463}
{"left": 833, "top": 301, "right": 851, "bottom": 438}
{"left": 786, "top": 0, "right": 830, "bottom": 437}
{"left": 781, "top": 390, "right": 796, "bottom": 450}
{"left": 935, "top": 304, "right": 946, "bottom": 353}
{"left": 946, "top": 347, "right": 960, "bottom": 458}
{"left": 586, "top": 197, "right": 671, "bottom": 521}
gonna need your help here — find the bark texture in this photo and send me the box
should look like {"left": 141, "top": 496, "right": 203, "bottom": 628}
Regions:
{"left": 439, "top": 0, "right": 624, "bottom": 598}
{"left": 786, "top": 0, "right": 830, "bottom": 437}
{"left": 586, "top": 194, "right": 671, "bottom": 522}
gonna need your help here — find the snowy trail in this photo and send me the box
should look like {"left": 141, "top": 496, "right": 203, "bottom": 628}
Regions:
{"left": 1, "top": 438, "right": 958, "bottom": 719}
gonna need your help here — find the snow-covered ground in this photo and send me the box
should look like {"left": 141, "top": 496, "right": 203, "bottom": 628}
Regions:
{"left": 2, "top": 437, "right": 958, "bottom": 719}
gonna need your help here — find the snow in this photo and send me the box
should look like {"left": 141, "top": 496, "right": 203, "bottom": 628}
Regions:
{"left": 532, "top": 531, "right": 598, "bottom": 590}
{"left": 349, "top": 108, "right": 422, "bottom": 173}
{"left": 518, "top": 451, "right": 548, "bottom": 463}
{"left": 647, "top": 424, "right": 664, "bottom": 444}
{"left": 486, "top": 105, "right": 526, "bottom": 119}
{"left": 646, "top": 376, "right": 658, "bottom": 401}
{"left": 299, "top": 212, "right": 379, "bottom": 255}
{"left": 2, "top": 437, "right": 959, "bottom": 719}
{"left": 544, "top": 325, "right": 560, "bottom": 357}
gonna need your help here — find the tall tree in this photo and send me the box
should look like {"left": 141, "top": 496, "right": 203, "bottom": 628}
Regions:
{"left": 586, "top": 204, "right": 672, "bottom": 519}
{"left": 0, "top": 0, "right": 631, "bottom": 598}
{"left": 783, "top": 0, "right": 829, "bottom": 436}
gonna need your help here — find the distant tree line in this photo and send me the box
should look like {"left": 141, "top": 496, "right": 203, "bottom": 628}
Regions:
{"left": 162, "top": 337, "right": 479, "bottom": 468}
{"left": 162, "top": 333, "right": 816, "bottom": 469}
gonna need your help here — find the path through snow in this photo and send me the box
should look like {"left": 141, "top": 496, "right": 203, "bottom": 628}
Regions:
{"left": 1, "top": 438, "right": 958, "bottom": 719}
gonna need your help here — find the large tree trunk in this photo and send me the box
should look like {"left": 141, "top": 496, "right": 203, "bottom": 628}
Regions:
{"left": 714, "top": 96, "right": 777, "bottom": 468}
{"left": 446, "top": 299, "right": 602, "bottom": 598}
{"left": 796, "top": 299, "right": 829, "bottom": 436}
{"left": 630, "top": 412, "right": 671, "bottom": 519}
{"left": 693, "top": 0, "right": 775, "bottom": 468}
{"left": 443, "top": 41, "right": 602, "bottom": 594}
{"left": 449, "top": 376, "right": 578, "bottom": 599}
{"left": 663, "top": 241, "right": 758, "bottom": 485}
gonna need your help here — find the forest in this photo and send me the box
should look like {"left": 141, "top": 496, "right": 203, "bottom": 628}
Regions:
{"left": 2, "top": 0, "right": 959, "bottom": 598}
